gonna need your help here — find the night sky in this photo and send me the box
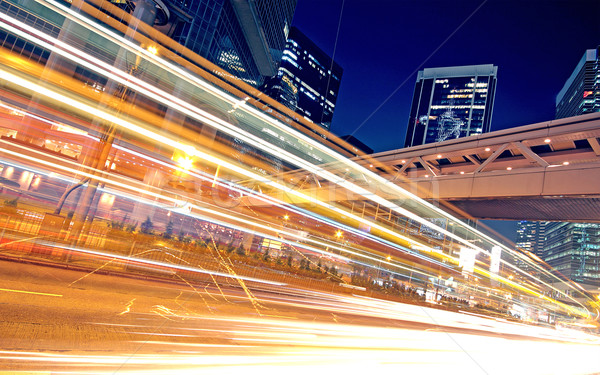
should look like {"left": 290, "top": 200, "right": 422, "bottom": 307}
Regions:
{"left": 292, "top": 0, "right": 599, "bottom": 241}
{"left": 292, "top": 0, "right": 599, "bottom": 152}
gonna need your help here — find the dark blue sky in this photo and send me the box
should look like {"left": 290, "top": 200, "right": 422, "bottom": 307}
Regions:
{"left": 292, "top": 0, "right": 599, "bottom": 240}
{"left": 293, "top": 0, "right": 599, "bottom": 153}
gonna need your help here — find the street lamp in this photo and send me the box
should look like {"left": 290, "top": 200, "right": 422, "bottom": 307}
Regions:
{"left": 176, "top": 156, "right": 193, "bottom": 170}
{"left": 146, "top": 45, "right": 158, "bottom": 56}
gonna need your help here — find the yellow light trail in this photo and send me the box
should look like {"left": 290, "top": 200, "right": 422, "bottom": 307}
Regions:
{"left": 0, "top": 61, "right": 443, "bottom": 267}
{"left": 1, "top": 309, "right": 599, "bottom": 374}
{"left": 0, "top": 63, "right": 589, "bottom": 316}
{"left": 18, "top": 0, "right": 578, "bottom": 289}
{"left": 0, "top": 1, "right": 595, "bottom": 317}
{"left": 0, "top": 288, "right": 62, "bottom": 297}
{"left": 0, "top": 15, "right": 524, "bottom": 279}
{"left": 0, "top": 137, "right": 429, "bottom": 281}
{"left": 0, "top": 9, "right": 477, "bottom": 255}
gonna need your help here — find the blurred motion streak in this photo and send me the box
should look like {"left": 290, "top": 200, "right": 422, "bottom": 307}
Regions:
{"left": 0, "top": 0, "right": 599, "bottom": 372}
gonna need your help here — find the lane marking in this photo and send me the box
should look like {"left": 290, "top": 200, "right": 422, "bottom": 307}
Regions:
{"left": 0, "top": 288, "right": 62, "bottom": 297}
{"left": 118, "top": 298, "right": 136, "bottom": 315}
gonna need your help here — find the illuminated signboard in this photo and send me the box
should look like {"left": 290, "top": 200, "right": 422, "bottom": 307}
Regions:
{"left": 490, "top": 245, "right": 502, "bottom": 274}
{"left": 459, "top": 247, "right": 476, "bottom": 274}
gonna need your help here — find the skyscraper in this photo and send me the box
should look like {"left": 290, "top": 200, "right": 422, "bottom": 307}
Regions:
{"left": 404, "top": 64, "right": 497, "bottom": 148}
{"left": 261, "top": 27, "right": 343, "bottom": 131}
{"left": 536, "top": 46, "right": 600, "bottom": 288}
{"left": 151, "top": 0, "right": 297, "bottom": 87}
{"left": 544, "top": 223, "right": 600, "bottom": 286}
{"left": 515, "top": 221, "right": 546, "bottom": 257}
{"left": 556, "top": 47, "right": 600, "bottom": 119}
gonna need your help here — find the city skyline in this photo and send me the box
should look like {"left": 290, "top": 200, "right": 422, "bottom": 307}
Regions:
{"left": 0, "top": 0, "right": 599, "bottom": 367}
{"left": 292, "top": 0, "right": 599, "bottom": 152}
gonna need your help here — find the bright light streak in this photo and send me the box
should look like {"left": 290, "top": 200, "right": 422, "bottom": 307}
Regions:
{"left": 23, "top": 0, "right": 567, "bottom": 287}
{"left": 1, "top": 305, "right": 600, "bottom": 374}
{"left": 0, "top": 14, "right": 515, "bottom": 276}
{"left": 0, "top": 10, "right": 483, "bottom": 256}
{"left": 0, "top": 288, "right": 62, "bottom": 297}
{"left": 45, "top": 242, "right": 286, "bottom": 286}
{"left": 0, "top": 1, "right": 593, "bottom": 315}
{"left": 0, "top": 63, "right": 451, "bottom": 274}
{"left": 0, "top": 136, "right": 435, "bottom": 281}
{"left": 0, "top": 65, "right": 586, "bottom": 313}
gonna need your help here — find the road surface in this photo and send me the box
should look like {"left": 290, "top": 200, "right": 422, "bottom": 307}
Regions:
{"left": 1, "top": 259, "right": 599, "bottom": 374}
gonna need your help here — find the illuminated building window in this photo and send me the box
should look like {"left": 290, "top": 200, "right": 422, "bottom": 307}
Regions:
{"left": 261, "top": 27, "right": 343, "bottom": 131}
{"left": 405, "top": 64, "right": 497, "bottom": 147}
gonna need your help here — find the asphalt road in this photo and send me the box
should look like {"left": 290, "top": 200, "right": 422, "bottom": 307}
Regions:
{"left": 1, "top": 259, "right": 600, "bottom": 375}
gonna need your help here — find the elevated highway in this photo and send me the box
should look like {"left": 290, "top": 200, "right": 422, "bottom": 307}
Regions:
{"left": 270, "top": 113, "right": 600, "bottom": 222}
{"left": 367, "top": 113, "right": 600, "bottom": 221}
{"left": 0, "top": 0, "right": 596, "bottom": 329}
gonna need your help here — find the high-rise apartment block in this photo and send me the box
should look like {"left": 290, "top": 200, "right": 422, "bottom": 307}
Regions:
{"left": 556, "top": 47, "right": 600, "bottom": 119}
{"left": 404, "top": 64, "right": 497, "bottom": 147}
{"left": 261, "top": 27, "right": 343, "bottom": 131}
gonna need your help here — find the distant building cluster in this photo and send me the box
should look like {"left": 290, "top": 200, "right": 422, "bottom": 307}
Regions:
{"left": 400, "top": 47, "right": 600, "bottom": 289}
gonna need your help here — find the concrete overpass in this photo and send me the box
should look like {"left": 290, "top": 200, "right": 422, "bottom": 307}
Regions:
{"left": 366, "top": 112, "right": 600, "bottom": 222}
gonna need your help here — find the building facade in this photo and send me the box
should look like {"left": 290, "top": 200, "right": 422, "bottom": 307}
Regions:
{"left": 544, "top": 222, "right": 600, "bottom": 286}
{"left": 516, "top": 221, "right": 546, "bottom": 257}
{"left": 536, "top": 46, "right": 600, "bottom": 288}
{"left": 151, "top": 0, "right": 297, "bottom": 87}
{"left": 261, "top": 27, "right": 343, "bottom": 131}
{"left": 339, "top": 135, "right": 373, "bottom": 155}
{"left": 556, "top": 47, "right": 600, "bottom": 119}
{"left": 404, "top": 64, "right": 497, "bottom": 148}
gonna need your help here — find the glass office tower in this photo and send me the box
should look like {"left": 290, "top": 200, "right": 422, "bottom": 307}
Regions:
{"left": 544, "top": 223, "right": 600, "bottom": 286}
{"left": 404, "top": 64, "right": 497, "bottom": 147}
{"left": 537, "top": 47, "right": 600, "bottom": 288}
{"left": 515, "top": 221, "right": 546, "bottom": 257}
{"left": 151, "top": 0, "right": 297, "bottom": 87}
{"left": 556, "top": 47, "right": 600, "bottom": 119}
{"left": 262, "top": 27, "right": 343, "bottom": 131}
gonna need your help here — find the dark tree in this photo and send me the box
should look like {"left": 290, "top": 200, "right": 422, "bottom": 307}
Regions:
{"left": 140, "top": 216, "right": 153, "bottom": 234}
{"left": 163, "top": 220, "right": 174, "bottom": 239}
